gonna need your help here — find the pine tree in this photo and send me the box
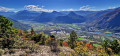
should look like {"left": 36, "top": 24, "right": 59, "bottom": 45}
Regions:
{"left": 50, "top": 35, "right": 58, "bottom": 52}
{"left": 102, "top": 40, "right": 120, "bottom": 54}
{"left": 31, "top": 28, "right": 35, "bottom": 35}
{"left": 69, "top": 30, "right": 77, "bottom": 49}
{"left": 0, "top": 15, "right": 13, "bottom": 38}
{"left": 102, "top": 40, "right": 109, "bottom": 52}
{"left": 110, "top": 40, "right": 120, "bottom": 54}
{"left": 0, "top": 15, "right": 17, "bottom": 49}
{"left": 24, "top": 30, "right": 28, "bottom": 33}
{"left": 59, "top": 39, "right": 63, "bottom": 46}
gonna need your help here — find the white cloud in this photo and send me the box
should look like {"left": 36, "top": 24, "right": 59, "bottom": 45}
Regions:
{"left": 108, "top": 6, "right": 116, "bottom": 9}
{"left": 24, "top": 5, "right": 39, "bottom": 9}
{"left": 100, "top": 9, "right": 106, "bottom": 11}
{"left": 62, "top": 8, "right": 74, "bottom": 11}
{"left": 24, "top": 5, "right": 53, "bottom": 12}
{"left": 0, "top": 6, "right": 15, "bottom": 12}
{"left": 79, "top": 5, "right": 95, "bottom": 11}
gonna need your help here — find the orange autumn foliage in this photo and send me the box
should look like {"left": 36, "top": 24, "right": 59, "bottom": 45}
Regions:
{"left": 18, "top": 29, "right": 26, "bottom": 39}
{"left": 76, "top": 41, "right": 84, "bottom": 46}
{"left": 80, "top": 41, "right": 84, "bottom": 44}
{"left": 76, "top": 41, "right": 80, "bottom": 46}
{"left": 86, "top": 43, "right": 89, "bottom": 47}
{"left": 89, "top": 44, "right": 93, "bottom": 49}
{"left": 85, "top": 43, "right": 93, "bottom": 49}
{"left": 62, "top": 42, "right": 68, "bottom": 47}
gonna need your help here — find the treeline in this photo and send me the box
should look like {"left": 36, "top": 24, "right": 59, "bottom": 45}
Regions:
{"left": 102, "top": 40, "right": 120, "bottom": 55}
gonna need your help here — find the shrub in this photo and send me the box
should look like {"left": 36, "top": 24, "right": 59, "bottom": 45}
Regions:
{"left": 85, "top": 43, "right": 93, "bottom": 49}
{"left": 59, "top": 39, "right": 63, "bottom": 46}
{"left": 2, "top": 38, "right": 15, "bottom": 49}
{"left": 62, "top": 42, "right": 68, "bottom": 47}
{"left": 25, "top": 49, "right": 32, "bottom": 54}
{"left": 102, "top": 40, "right": 120, "bottom": 55}
{"left": 0, "top": 49, "right": 4, "bottom": 56}
{"left": 50, "top": 35, "right": 59, "bottom": 52}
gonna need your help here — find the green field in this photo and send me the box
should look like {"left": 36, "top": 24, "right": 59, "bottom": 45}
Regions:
{"left": 93, "top": 44, "right": 102, "bottom": 47}
{"left": 77, "top": 37, "right": 83, "bottom": 40}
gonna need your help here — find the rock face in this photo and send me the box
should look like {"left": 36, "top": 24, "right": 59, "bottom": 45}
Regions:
{"left": 90, "top": 7, "right": 120, "bottom": 28}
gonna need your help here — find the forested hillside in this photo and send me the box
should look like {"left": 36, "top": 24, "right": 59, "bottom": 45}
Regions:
{"left": 8, "top": 18, "right": 31, "bottom": 30}
{"left": 0, "top": 15, "right": 119, "bottom": 56}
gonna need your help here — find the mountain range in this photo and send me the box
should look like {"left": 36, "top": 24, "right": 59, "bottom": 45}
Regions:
{"left": 10, "top": 10, "right": 41, "bottom": 20}
{"left": 0, "top": 7, "right": 120, "bottom": 30}
{"left": 86, "top": 9, "right": 114, "bottom": 21}
{"left": 0, "top": 11, "right": 15, "bottom": 17}
{"left": 8, "top": 18, "right": 31, "bottom": 30}
{"left": 35, "top": 11, "right": 65, "bottom": 22}
{"left": 89, "top": 7, "right": 120, "bottom": 29}
{"left": 8, "top": 10, "right": 90, "bottom": 23}
{"left": 54, "top": 12, "right": 86, "bottom": 23}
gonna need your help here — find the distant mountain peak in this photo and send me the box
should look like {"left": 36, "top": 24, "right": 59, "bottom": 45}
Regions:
{"left": 18, "top": 10, "right": 29, "bottom": 12}
{"left": 68, "top": 11, "right": 78, "bottom": 16}
{"left": 41, "top": 12, "right": 49, "bottom": 14}
{"left": 17, "top": 10, "right": 40, "bottom": 14}
{"left": 51, "top": 11, "right": 64, "bottom": 15}
{"left": 52, "top": 11, "right": 58, "bottom": 13}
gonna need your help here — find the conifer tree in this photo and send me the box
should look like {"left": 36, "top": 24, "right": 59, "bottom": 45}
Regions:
{"left": 50, "top": 35, "right": 58, "bottom": 52}
{"left": 102, "top": 40, "right": 109, "bottom": 52}
{"left": 0, "top": 15, "right": 17, "bottom": 48}
{"left": 24, "top": 30, "right": 28, "bottom": 33}
{"left": 31, "top": 28, "right": 35, "bottom": 35}
{"left": 102, "top": 40, "right": 120, "bottom": 54}
{"left": 110, "top": 40, "right": 120, "bottom": 54}
{"left": 0, "top": 15, "right": 13, "bottom": 38}
{"left": 69, "top": 30, "right": 77, "bottom": 49}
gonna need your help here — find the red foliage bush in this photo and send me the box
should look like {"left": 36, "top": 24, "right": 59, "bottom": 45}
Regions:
{"left": 62, "top": 42, "right": 68, "bottom": 47}
{"left": 85, "top": 43, "right": 93, "bottom": 49}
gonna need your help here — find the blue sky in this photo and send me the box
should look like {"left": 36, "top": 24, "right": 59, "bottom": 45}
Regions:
{"left": 0, "top": 0, "right": 120, "bottom": 12}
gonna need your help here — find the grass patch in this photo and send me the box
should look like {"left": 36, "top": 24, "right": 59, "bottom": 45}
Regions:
{"left": 93, "top": 44, "right": 102, "bottom": 47}
{"left": 77, "top": 37, "right": 83, "bottom": 40}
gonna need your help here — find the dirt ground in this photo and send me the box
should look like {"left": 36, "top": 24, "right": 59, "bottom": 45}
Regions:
{"left": 2, "top": 46, "right": 75, "bottom": 56}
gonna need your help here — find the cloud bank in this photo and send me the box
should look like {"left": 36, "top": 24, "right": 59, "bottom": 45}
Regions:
{"left": 24, "top": 5, "right": 53, "bottom": 12}
{"left": 62, "top": 8, "right": 74, "bottom": 11}
{"left": 0, "top": 6, "right": 15, "bottom": 12}
{"left": 79, "top": 5, "right": 95, "bottom": 11}
{"left": 62, "top": 5, "right": 96, "bottom": 11}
